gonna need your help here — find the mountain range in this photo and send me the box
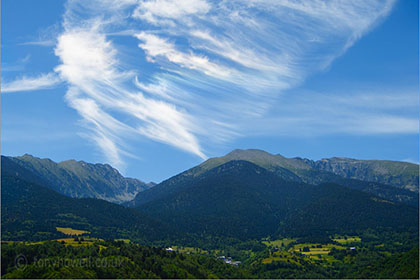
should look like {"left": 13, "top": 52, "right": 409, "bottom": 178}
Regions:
{"left": 131, "top": 149, "right": 419, "bottom": 207}
{"left": 1, "top": 156, "right": 171, "bottom": 242}
{"left": 135, "top": 160, "right": 418, "bottom": 240}
{"left": 5, "top": 154, "right": 154, "bottom": 204}
{"left": 198, "top": 149, "right": 418, "bottom": 191}
{"left": 1, "top": 149, "right": 418, "bottom": 244}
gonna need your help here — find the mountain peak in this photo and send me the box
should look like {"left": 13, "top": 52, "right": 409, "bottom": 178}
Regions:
{"left": 225, "top": 148, "right": 291, "bottom": 161}
{"left": 59, "top": 159, "right": 118, "bottom": 173}
{"left": 321, "top": 157, "right": 355, "bottom": 162}
{"left": 195, "top": 149, "right": 419, "bottom": 194}
{"left": 21, "top": 153, "right": 35, "bottom": 158}
{"left": 226, "top": 148, "right": 275, "bottom": 157}
{"left": 5, "top": 155, "right": 151, "bottom": 204}
{"left": 19, "top": 153, "right": 50, "bottom": 161}
{"left": 222, "top": 149, "right": 309, "bottom": 170}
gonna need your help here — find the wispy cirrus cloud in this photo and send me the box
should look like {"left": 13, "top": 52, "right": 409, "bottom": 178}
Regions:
{"left": 1, "top": 73, "right": 61, "bottom": 93}
{"left": 53, "top": 0, "right": 400, "bottom": 167}
{"left": 53, "top": 14, "right": 207, "bottom": 168}
{"left": 246, "top": 89, "right": 419, "bottom": 136}
{"left": 135, "top": 32, "right": 234, "bottom": 80}
{"left": 133, "top": 0, "right": 210, "bottom": 25}
{"left": 19, "top": 23, "right": 61, "bottom": 47}
{"left": 2, "top": 55, "right": 31, "bottom": 72}
{"left": 6, "top": 0, "right": 408, "bottom": 169}
{"left": 64, "top": 87, "right": 132, "bottom": 169}
{"left": 20, "top": 40, "right": 56, "bottom": 47}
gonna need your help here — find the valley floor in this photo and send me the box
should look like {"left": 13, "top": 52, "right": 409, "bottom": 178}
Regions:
{"left": 1, "top": 232, "right": 418, "bottom": 279}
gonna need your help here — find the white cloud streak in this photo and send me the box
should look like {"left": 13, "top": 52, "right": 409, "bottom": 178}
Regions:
{"left": 20, "top": 40, "right": 56, "bottom": 47}
{"left": 1, "top": 73, "right": 61, "bottom": 93}
{"left": 135, "top": 32, "right": 234, "bottom": 79}
{"left": 7, "top": 0, "right": 409, "bottom": 168}
{"left": 57, "top": 0, "right": 401, "bottom": 168}
{"left": 133, "top": 0, "right": 210, "bottom": 25}
{"left": 64, "top": 87, "right": 131, "bottom": 169}
{"left": 246, "top": 90, "right": 419, "bottom": 136}
{"left": 2, "top": 55, "right": 31, "bottom": 72}
{"left": 53, "top": 13, "right": 207, "bottom": 168}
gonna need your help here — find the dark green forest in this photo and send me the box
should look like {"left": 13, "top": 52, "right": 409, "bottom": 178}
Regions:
{"left": 1, "top": 154, "right": 419, "bottom": 278}
{"left": 1, "top": 235, "right": 418, "bottom": 279}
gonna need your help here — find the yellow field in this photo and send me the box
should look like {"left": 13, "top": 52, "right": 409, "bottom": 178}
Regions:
{"left": 58, "top": 238, "right": 107, "bottom": 250}
{"left": 332, "top": 236, "right": 361, "bottom": 244}
{"left": 290, "top": 243, "right": 346, "bottom": 257}
{"left": 114, "top": 239, "right": 131, "bottom": 243}
{"left": 56, "top": 227, "right": 90, "bottom": 236}
{"left": 262, "top": 238, "right": 297, "bottom": 248}
{"left": 16, "top": 237, "right": 104, "bottom": 249}
{"left": 262, "top": 251, "right": 301, "bottom": 265}
{"left": 308, "top": 254, "right": 340, "bottom": 265}
{"left": 56, "top": 237, "right": 98, "bottom": 245}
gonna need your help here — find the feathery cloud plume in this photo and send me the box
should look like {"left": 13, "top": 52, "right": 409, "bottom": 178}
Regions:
{"left": 54, "top": 10, "right": 207, "bottom": 168}
{"left": 2, "top": 73, "right": 61, "bottom": 93}
{"left": 56, "top": 0, "right": 399, "bottom": 167}
{"left": 6, "top": 0, "right": 405, "bottom": 168}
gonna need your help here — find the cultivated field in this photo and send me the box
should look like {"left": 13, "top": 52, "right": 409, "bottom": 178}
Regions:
{"left": 262, "top": 238, "right": 297, "bottom": 248}
{"left": 56, "top": 227, "right": 90, "bottom": 236}
{"left": 332, "top": 236, "right": 361, "bottom": 244}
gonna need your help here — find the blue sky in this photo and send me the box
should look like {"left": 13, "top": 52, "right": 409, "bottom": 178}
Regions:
{"left": 2, "top": 0, "right": 418, "bottom": 182}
